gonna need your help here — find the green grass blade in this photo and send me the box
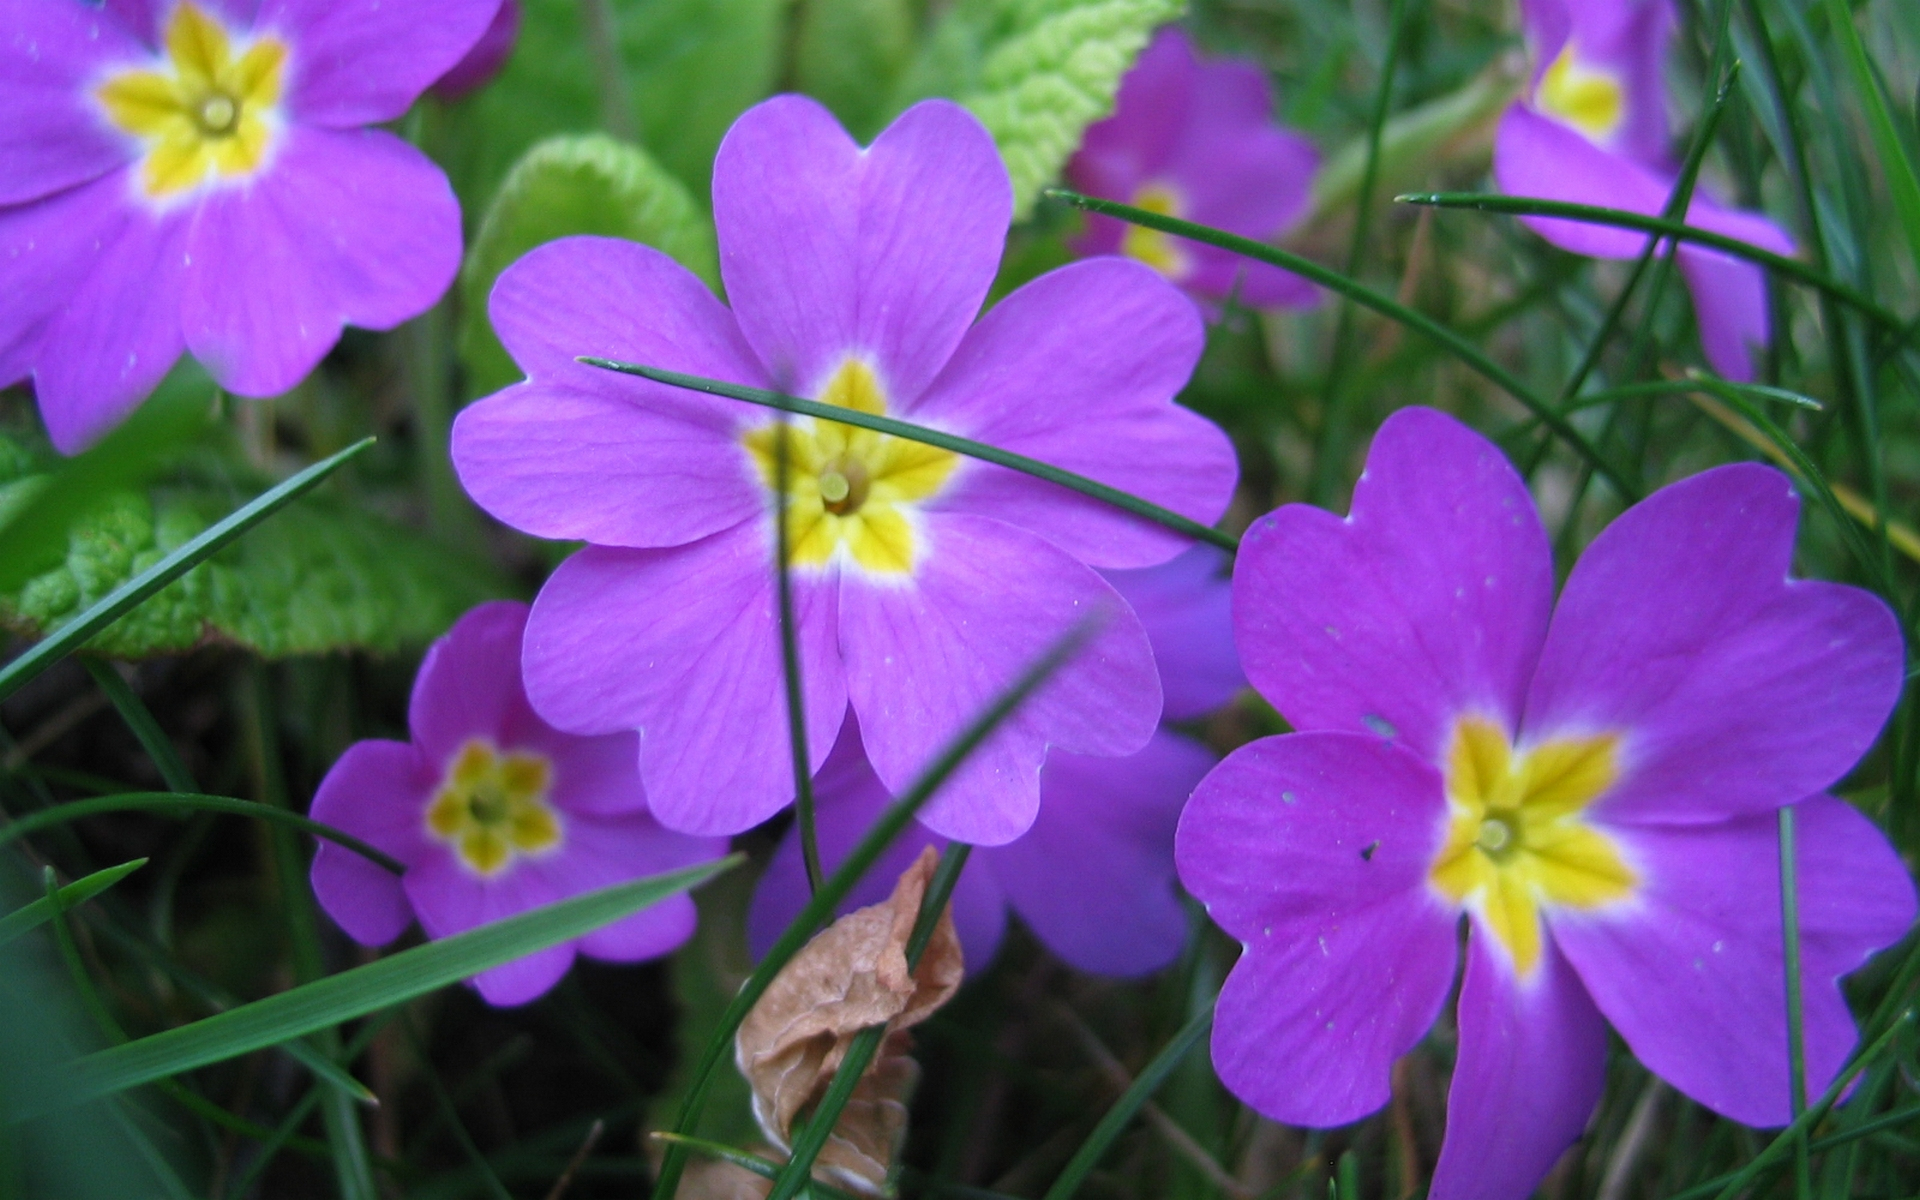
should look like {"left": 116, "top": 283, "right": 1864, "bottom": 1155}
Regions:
{"left": 7, "top": 857, "right": 736, "bottom": 1117}
{"left": 578, "top": 359, "right": 1240, "bottom": 552}
{"left": 0, "top": 792, "right": 405, "bottom": 875}
{"left": 0, "top": 438, "right": 375, "bottom": 705}
{"left": 771, "top": 423, "right": 823, "bottom": 895}
{"left": 1044, "top": 190, "right": 1641, "bottom": 500}
{"left": 1821, "top": 0, "right": 1920, "bottom": 285}
{"left": 80, "top": 659, "right": 197, "bottom": 793}
{"left": 0, "top": 859, "right": 146, "bottom": 948}
{"left": 649, "top": 1133, "right": 867, "bottom": 1200}
{"left": 1779, "top": 807, "right": 1811, "bottom": 1198}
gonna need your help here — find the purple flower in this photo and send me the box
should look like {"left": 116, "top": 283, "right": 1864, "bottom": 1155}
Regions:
{"left": 308, "top": 601, "right": 726, "bottom": 1007}
{"left": 1065, "top": 27, "right": 1320, "bottom": 309}
{"left": 1176, "top": 408, "right": 1914, "bottom": 1200}
{"left": 431, "top": 0, "right": 519, "bottom": 101}
{"left": 1493, "top": 0, "right": 1795, "bottom": 380}
{"left": 751, "top": 548, "right": 1244, "bottom": 976}
{"left": 0, "top": 0, "right": 497, "bottom": 452}
{"left": 452, "top": 96, "right": 1238, "bottom": 846}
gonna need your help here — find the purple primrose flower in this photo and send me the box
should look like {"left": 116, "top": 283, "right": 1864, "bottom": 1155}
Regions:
{"left": 0, "top": 0, "right": 496, "bottom": 452}
{"left": 1066, "top": 27, "right": 1320, "bottom": 309}
{"left": 309, "top": 601, "right": 726, "bottom": 1007}
{"left": 1494, "top": 0, "right": 1795, "bottom": 380}
{"left": 1176, "top": 408, "right": 1914, "bottom": 1200}
{"left": 431, "top": 0, "right": 519, "bottom": 101}
{"left": 750, "top": 548, "right": 1244, "bottom": 977}
{"left": 452, "top": 95, "right": 1238, "bottom": 846}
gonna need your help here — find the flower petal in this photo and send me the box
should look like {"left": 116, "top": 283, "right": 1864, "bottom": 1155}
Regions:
{"left": 471, "top": 945, "right": 576, "bottom": 1006}
{"left": 1428, "top": 935, "right": 1608, "bottom": 1200}
{"left": 1675, "top": 201, "right": 1795, "bottom": 382}
{"left": 537, "top": 812, "right": 719, "bottom": 962}
{"left": 309, "top": 739, "right": 434, "bottom": 946}
{"left": 1494, "top": 106, "right": 1674, "bottom": 259}
{"left": 1067, "top": 27, "right": 1195, "bottom": 199}
{"left": 1525, "top": 464, "right": 1904, "bottom": 824}
{"left": 1550, "top": 795, "right": 1915, "bottom": 1127}
{"left": 408, "top": 600, "right": 534, "bottom": 764}
{"left": 0, "top": 0, "right": 143, "bottom": 205}
{"left": 1104, "top": 545, "right": 1243, "bottom": 720}
{"left": 1560, "top": 0, "right": 1672, "bottom": 167}
{"left": 404, "top": 845, "right": 578, "bottom": 1005}
{"left": 841, "top": 513, "right": 1160, "bottom": 846}
{"left": 259, "top": 0, "right": 500, "bottom": 126}
{"left": 918, "top": 257, "right": 1232, "bottom": 568}
{"left": 1235, "top": 407, "right": 1554, "bottom": 761}
{"left": 0, "top": 171, "right": 140, "bottom": 392}
{"left": 183, "top": 126, "right": 459, "bottom": 397}
{"left": 712, "top": 95, "right": 1010, "bottom": 404}
{"left": 521, "top": 525, "right": 848, "bottom": 837}
{"left": 1176, "top": 732, "right": 1458, "bottom": 1125}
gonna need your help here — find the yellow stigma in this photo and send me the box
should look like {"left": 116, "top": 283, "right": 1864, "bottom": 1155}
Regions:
{"left": 1120, "top": 182, "right": 1192, "bottom": 280}
{"left": 741, "top": 359, "right": 958, "bottom": 576}
{"left": 1428, "top": 716, "right": 1635, "bottom": 977}
{"left": 96, "top": 1, "right": 287, "bottom": 199}
{"left": 1536, "top": 43, "right": 1626, "bottom": 145}
{"left": 425, "top": 740, "right": 563, "bottom": 878}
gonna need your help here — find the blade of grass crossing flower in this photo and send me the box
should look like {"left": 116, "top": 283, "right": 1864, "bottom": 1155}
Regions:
{"left": 0, "top": 859, "right": 146, "bottom": 947}
{"left": 0, "top": 793, "right": 404, "bottom": 875}
{"left": 0, "top": 438, "right": 375, "bottom": 705}
{"left": 581, "top": 360, "right": 1239, "bottom": 552}
{"left": 1779, "top": 807, "right": 1812, "bottom": 1199}
{"left": 772, "top": 419, "right": 823, "bottom": 895}
{"left": 1821, "top": 0, "right": 1920, "bottom": 285}
{"left": 1043, "top": 191, "right": 1641, "bottom": 500}
{"left": 80, "top": 658, "right": 196, "bottom": 794}
{"left": 1040, "top": 1003, "right": 1214, "bottom": 1200}
{"left": 649, "top": 623, "right": 1097, "bottom": 1200}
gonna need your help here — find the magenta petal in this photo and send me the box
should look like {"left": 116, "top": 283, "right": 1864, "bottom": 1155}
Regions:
{"left": 1429, "top": 936, "right": 1608, "bottom": 1200}
{"left": 431, "top": 0, "right": 520, "bottom": 100}
{"left": 1551, "top": 796, "right": 1915, "bottom": 1127}
{"left": 183, "top": 127, "right": 459, "bottom": 397}
{"left": 1103, "top": 546, "right": 1242, "bottom": 721}
{"left": 1067, "top": 27, "right": 1194, "bottom": 199}
{"left": 1235, "top": 408, "right": 1553, "bottom": 761}
{"left": 409, "top": 600, "right": 533, "bottom": 763}
{"left": 308, "top": 739, "right": 434, "bottom": 946}
{"left": 920, "top": 258, "right": 1233, "bottom": 568}
{"left": 0, "top": 171, "right": 137, "bottom": 391}
{"left": 471, "top": 945, "right": 575, "bottom": 1006}
{"left": 537, "top": 731, "right": 649, "bottom": 817}
{"left": 1495, "top": 107, "right": 1674, "bottom": 259}
{"left": 1526, "top": 464, "right": 1904, "bottom": 824}
{"left": 1561, "top": 0, "right": 1674, "bottom": 168}
{"left": 986, "top": 731, "right": 1211, "bottom": 977}
{"left": 841, "top": 514, "right": 1160, "bottom": 846}
{"left": 405, "top": 846, "right": 578, "bottom": 1005}
{"left": 1176, "top": 733, "right": 1458, "bottom": 1125}
{"left": 1675, "top": 200, "right": 1795, "bottom": 382}
{"left": 0, "top": 0, "right": 142, "bottom": 205}
{"left": 536, "top": 813, "right": 718, "bottom": 962}
{"left": 260, "top": 0, "right": 500, "bottom": 126}
{"left": 712, "top": 96, "right": 1010, "bottom": 404}
{"left": 522, "top": 527, "right": 847, "bottom": 837}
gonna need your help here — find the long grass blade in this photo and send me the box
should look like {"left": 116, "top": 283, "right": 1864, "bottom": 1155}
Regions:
{"left": 1779, "top": 807, "right": 1811, "bottom": 1199}
{"left": 1820, "top": 0, "right": 1920, "bottom": 284}
{"left": 80, "top": 659, "right": 197, "bottom": 793}
{"left": 0, "top": 859, "right": 146, "bottom": 948}
{"left": 770, "top": 420, "right": 822, "bottom": 894}
{"left": 0, "top": 792, "right": 405, "bottom": 875}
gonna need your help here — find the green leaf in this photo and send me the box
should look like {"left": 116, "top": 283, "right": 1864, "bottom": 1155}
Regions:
{"left": 9, "top": 857, "right": 739, "bottom": 1119}
{"left": 795, "top": 0, "right": 918, "bottom": 140}
{"left": 459, "top": 134, "right": 720, "bottom": 398}
{"left": 0, "top": 860, "right": 147, "bottom": 949}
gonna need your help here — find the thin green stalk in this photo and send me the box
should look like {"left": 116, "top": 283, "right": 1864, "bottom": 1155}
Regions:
{"left": 80, "top": 659, "right": 196, "bottom": 794}
{"left": 648, "top": 1133, "right": 867, "bottom": 1200}
{"left": 1820, "top": 0, "right": 1920, "bottom": 284}
{"left": 580, "top": 359, "right": 1239, "bottom": 552}
{"left": 0, "top": 859, "right": 146, "bottom": 947}
{"left": 772, "top": 421, "right": 822, "bottom": 895}
{"left": 1779, "top": 807, "right": 1811, "bottom": 1199}
{"left": 0, "top": 793, "right": 404, "bottom": 875}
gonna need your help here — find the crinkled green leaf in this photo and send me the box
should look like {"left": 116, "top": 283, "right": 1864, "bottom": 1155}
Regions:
{"left": 459, "top": 134, "right": 720, "bottom": 398}
{"left": 795, "top": 0, "right": 919, "bottom": 140}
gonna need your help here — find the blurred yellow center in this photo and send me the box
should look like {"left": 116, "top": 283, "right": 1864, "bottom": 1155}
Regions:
{"left": 96, "top": 1, "right": 287, "bottom": 199}
{"left": 1120, "top": 183, "right": 1191, "bottom": 280}
{"left": 1536, "top": 44, "right": 1625, "bottom": 144}
{"left": 1428, "top": 717, "right": 1634, "bottom": 978}
{"left": 425, "top": 739, "right": 563, "bottom": 878}
{"left": 742, "top": 359, "right": 958, "bottom": 576}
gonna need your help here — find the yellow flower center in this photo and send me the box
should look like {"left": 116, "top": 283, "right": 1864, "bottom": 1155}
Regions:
{"left": 741, "top": 359, "right": 958, "bottom": 576}
{"left": 1535, "top": 43, "right": 1626, "bottom": 145}
{"left": 96, "top": 1, "right": 288, "bottom": 200}
{"left": 1120, "top": 183, "right": 1192, "bottom": 280}
{"left": 1429, "top": 716, "right": 1635, "bottom": 977}
{"left": 425, "top": 739, "right": 563, "bottom": 878}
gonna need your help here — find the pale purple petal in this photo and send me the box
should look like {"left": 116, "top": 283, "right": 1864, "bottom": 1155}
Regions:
{"left": 471, "top": 945, "right": 575, "bottom": 1006}
{"left": 0, "top": 0, "right": 142, "bottom": 204}
{"left": 1173, "top": 105, "right": 1322, "bottom": 309}
{"left": 1551, "top": 796, "right": 1915, "bottom": 1127}
{"left": 1561, "top": 0, "right": 1673, "bottom": 167}
{"left": 1104, "top": 546, "right": 1242, "bottom": 720}
{"left": 1428, "top": 936, "right": 1608, "bottom": 1200}
{"left": 453, "top": 237, "right": 765, "bottom": 547}
{"left": 259, "top": 0, "right": 500, "bottom": 127}
{"left": 406, "top": 846, "right": 576, "bottom": 1004}
{"left": 1525, "top": 464, "right": 1904, "bottom": 824}
{"left": 1234, "top": 407, "right": 1554, "bottom": 761}
{"left": 841, "top": 514, "right": 1159, "bottom": 846}
{"left": 431, "top": 0, "right": 519, "bottom": 100}
{"left": 536, "top": 730, "right": 650, "bottom": 818}
{"left": 0, "top": 170, "right": 138, "bottom": 390}
{"left": 712, "top": 96, "right": 1010, "bottom": 403}
{"left": 409, "top": 600, "right": 533, "bottom": 764}
{"left": 183, "top": 126, "right": 459, "bottom": 397}
{"left": 1067, "top": 27, "right": 1195, "bottom": 199}
{"left": 918, "top": 258, "right": 1233, "bottom": 568}
{"left": 102, "top": 0, "right": 164, "bottom": 41}
{"left": 1175, "top": 732, "right": 1458, "bottom": 1125}
{"left": 1675, "top": 200, "right": 1795, "bottom": 382}
{"left": 309, "top": 739, "right": 435, "bottom": 946}
{"left": 986, "top": 731, "right": 1211, "bottom": 977}
{"left": 1495, "top": 107, "right": 1674, "bottom": 259}
{"left": 536, "top": 812, "right": 718, "bottom": 962}
{"left": 522, "top": 525, "right": 847, "bottom": 837}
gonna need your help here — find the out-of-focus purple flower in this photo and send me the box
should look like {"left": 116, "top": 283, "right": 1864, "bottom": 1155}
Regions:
{"left": 1177, "top": 408, "right": 1913, "bottom": 1200}
{"left": 452, "top": 96, "right": 1237, "bottom": 846}
{"left": 0, "top": 0, "right": 496, "bottom": 452}
{"left": 1493, "top": 0, "right": 1795, "bottom": 380}
{"left": 751, "top": 548, "right": 1244, "bottom": 976}
{"left": 432, "top": 0, "right": 519, "bottom": 100}
{"left": 309, "top": 601, "right": 726, "bottom": 1007}
{"left": 1065, "top": 27, "right": 1319, "bottom": 309}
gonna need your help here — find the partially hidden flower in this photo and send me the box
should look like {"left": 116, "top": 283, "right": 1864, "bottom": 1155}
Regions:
{"left": 1494, "top": 0, "right": 1795, "bottom": 380}
{"left": 309, "top": 601, "right": 727, "bottom": 1006}
{"left": 1066, "top": 27, "right": 1320, "bottom": 309}
{"left": 0, "top": 0, "right": 497, "bottom": 451}
{"left": 452, "top": 95, "right": 1238, "bottom": 845}
{"left": 750, "top": 547, "right": 1244, "bottom": 977}
{"left": 431, "top": 0, "right": 520, "bottom": 101}
{"left": 1176, "top": 408, "right": 1914, "bottom": 1200}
